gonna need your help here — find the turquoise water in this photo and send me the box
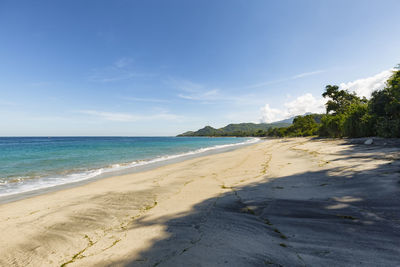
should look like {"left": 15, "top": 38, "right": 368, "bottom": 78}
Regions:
{"left": 0, "top": 137, "right": 256, "bottom": 197}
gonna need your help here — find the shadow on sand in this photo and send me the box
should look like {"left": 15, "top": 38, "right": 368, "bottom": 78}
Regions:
{"left": 116, "top": 141, "right": 400, "bottom": 266}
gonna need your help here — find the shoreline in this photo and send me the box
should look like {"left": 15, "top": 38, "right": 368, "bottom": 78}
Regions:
{"left": 1, "top": 137, "right": 399, "bottom": 266}
{"left": 0, "top": 137, "right": 260, "bottom": 204}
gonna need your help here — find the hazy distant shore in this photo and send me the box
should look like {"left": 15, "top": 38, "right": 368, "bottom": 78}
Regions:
{"left": 0, "top": 138, "right": 399, "bottom": 266}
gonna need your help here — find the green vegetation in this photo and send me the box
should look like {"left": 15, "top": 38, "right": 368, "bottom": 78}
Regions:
{"left": 337, "top": 214, "right": 358, "bottom": 220}
{"left": 179, "top": 66, "right": 400, "bottom": 139}
{"left": 178, "top": 122, "right": 291, "bottom": 137}
{"left": 319, "top": 66, "right": 400, "bottom": 138}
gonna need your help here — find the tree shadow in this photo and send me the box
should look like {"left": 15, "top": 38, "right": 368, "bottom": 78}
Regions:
{"left": 113, "top": 142, "right": 400, "bottom": 267}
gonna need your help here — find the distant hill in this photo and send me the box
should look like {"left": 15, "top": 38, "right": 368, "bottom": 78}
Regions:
{"left": 177, "top": 122, "right": 291, "bottom": 137}
{"left": 274, "top": 113, "right": 323, "bottom": 124}
{"left": 177, "top": 114, "right": 323, "bottom": 137}
{"left": 273, "top": 117, "right": 295, "bottom": 124}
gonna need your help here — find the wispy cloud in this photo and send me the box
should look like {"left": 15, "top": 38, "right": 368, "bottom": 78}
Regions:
{"left": 0, "top": 100, "right": 17, "bottom": 106}
{"left": 113, "top": 57, "right": 133, "bottom": 68}
{"left": 178, "top": 89, "right": 220, "bottom": 101}
{"left": 168, "top": 70, "right": 326, "bottom": 116}
{"left": 292, "top": 70, "right": 325, "bottom": 79}
{"left": 166, "top": 78, "right": 204, "bottom": 93}
{"left": 169, "top": 78, "right": 269, "bottom": 105}
{"left": 247, "top": 69, "right": 326, "bottom": 89}
{"left": 166, "top": 78, "right": 223, "bottom": 102}
{"left": 79, "top": 110, "right": 181, "bottom": 122}
{"left": 88, "top": 58, "right": 154, "bottom": 83}
{"left": 120, "top": 96, "right": 170, "bottom": 103}
{"left": 89, "top": 73, "right": 143, "bottom": 83}
{"left": 28, "top": 81, "right": 53, "bottom": 87}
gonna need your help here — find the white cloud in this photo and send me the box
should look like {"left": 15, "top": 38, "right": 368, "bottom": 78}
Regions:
{"left": 284, "top": 93, "right": 326, "bottom": 117}
{"left": 260, "top": 93, "right": 326, "bottom": 123}
{"left": 79, "top": 110, "right": 181, "bottom": 122}
{"left": 260, "top": 104, "right": 285, "bottom": 123}
{"left": 339, "top": 69, "right": 394, "bottom": 98}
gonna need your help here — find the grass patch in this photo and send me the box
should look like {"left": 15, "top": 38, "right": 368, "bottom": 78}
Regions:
{"left": 111, "top": 239, "right": 120, "bottom": 246}
{"left": 180, "top": 247, "right": 189, "bottom": 255}
{"left": 241, "top": 207, "right": 256, "bottom": 215}
{"left": 264, "top": 219, "right": 273, "bottom": 225}
{"left": 279, "top": 243, "right": 287, "bottom": 247}
{"left": 84, "top": 235, "right": 93, "bottom": 246}
{"left": 101, "top": 238, "right": 121, "bottom": 252}
{"left": 60, "top": 248, "right": 86, "bottom": 267}
{"left": 273, "top": 228, "right": 287, "bottom": 239}
{"left": 337, "top": 214, "right": 357, "bottom": 220}
{"left": 143, "top": 201, "right": 158, "bottom": 211}
{"left": 264, "top": 260, "right": 282, "bottom": 266}
{"left": 60, "top": 234, "right": 95, "bottom": 267}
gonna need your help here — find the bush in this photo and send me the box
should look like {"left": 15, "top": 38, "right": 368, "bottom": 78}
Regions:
{"left": 342, "top": 103, "right": 374, "bottom": 137}
{"left": 288, "top": 115, "right": 319, "bottom": 136}
{"left": 375, "top": 118, "right": 400, "bottom": 138}
{"left": 319, "top": 114, "right": 345, "bottom": 138}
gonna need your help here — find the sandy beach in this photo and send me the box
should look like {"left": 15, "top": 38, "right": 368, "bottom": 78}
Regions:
{"left": 1, "top": 138, "right": 399, "bottom": 266}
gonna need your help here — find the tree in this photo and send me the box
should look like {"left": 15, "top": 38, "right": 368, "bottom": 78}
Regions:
{"left": 288, "top": 115, "right": 319, "bottom": 136}
{"left": 369, "top": 68, "right": 400, "bottom": 137}
{"left": 322, "top": 85, "right": 362, "bottom": 115}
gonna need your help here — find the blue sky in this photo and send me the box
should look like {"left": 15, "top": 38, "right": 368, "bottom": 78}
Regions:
{"left": 0, "top": 0, "right": 399, "bottom": 136}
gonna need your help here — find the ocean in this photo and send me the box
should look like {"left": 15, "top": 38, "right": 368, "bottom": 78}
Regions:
{"left": 0, "top": 136, "right": 258, "bottom": 198}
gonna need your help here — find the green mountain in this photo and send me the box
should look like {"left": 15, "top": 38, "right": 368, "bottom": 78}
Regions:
{"left": 177, "top": 122, "right": 291, "bottom": 137}
{"left": 177, "top": 114, "right": 325, "bottom": 137}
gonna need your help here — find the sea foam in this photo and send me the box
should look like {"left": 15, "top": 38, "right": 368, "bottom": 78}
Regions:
{"left": 0, "top": 138, "right": 259, "bottom": 198}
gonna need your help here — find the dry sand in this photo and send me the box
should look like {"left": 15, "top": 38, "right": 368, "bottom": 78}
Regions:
{"left": 1, "top": 138, "right": 399, "bottom": 266}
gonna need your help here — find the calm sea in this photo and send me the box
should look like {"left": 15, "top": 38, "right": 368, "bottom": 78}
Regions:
{"left": 0, "top": 137, "right": 257, "bottom": 197}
